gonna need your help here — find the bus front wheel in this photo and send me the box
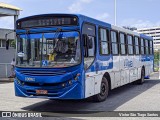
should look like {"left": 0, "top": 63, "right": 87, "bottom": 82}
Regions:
{"left": 93, "top": 77, "right": 109, "bottom": 102}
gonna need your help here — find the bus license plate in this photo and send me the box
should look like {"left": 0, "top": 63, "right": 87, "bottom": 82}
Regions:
{"left": 36, "top": 90, "right": 48, "bottom": 95}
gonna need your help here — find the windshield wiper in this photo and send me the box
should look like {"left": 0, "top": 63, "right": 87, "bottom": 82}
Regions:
{"left": 53, "top": 28, "right": 62, "bottom": 49}
{"left": 40, "top": 28, "right": 62, "bottom": 67}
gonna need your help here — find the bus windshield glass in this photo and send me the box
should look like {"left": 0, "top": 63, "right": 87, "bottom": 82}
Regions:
{"left": 16, "top": 31, "right": 81, "bottom": 68}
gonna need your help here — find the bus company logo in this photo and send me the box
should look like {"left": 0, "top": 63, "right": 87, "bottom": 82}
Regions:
{"left": 141, "top": 56, "right": 152, "bottom": 62}
{"left": 2, "top": 112, "right": 11, "bottom": 117}
{"left": 25, "top": 77, "right": 35, "bottom": 82}
{"left": 1, "top": 112, "right": 42, "bottom": 118}
{"left": 99, "top": 58, "right": 113, "bottom": 67}
{"left": 124, "top": 59, "right": 133, "bottom": 68}
{"left": 140, "top": 56, "right": 146, "bottom": 61}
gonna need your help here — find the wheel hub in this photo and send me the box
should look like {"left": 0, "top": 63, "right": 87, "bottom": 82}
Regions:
{"left": 100, "top": 83, "right": 106, "bottom": 96}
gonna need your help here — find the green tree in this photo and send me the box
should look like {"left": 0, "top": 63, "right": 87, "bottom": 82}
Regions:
{"left": 154, "top": 51, "right": 160, "bottom": 71}
{"left": 11, "top": 40, "right": 16, "bottom": 49}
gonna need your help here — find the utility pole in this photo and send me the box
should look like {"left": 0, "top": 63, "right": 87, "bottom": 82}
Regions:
{"left": 159, "top": 49, "right": 160, "bottom": 79}
{"left": 114, "top": 0, "right": 117, "bottom": 26}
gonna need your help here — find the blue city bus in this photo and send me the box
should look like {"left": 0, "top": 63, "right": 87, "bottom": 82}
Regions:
{"left": 11, "top": 14, "right": 154, "bottom": 102}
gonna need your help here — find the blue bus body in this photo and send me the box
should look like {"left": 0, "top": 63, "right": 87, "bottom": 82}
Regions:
{"left": 14, "top": 14, "right": 154, "bottom": 101}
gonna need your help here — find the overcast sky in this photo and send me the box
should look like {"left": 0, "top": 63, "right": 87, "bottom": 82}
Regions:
{"left": 0, "top": 0, "right": 159, "bottom": 29}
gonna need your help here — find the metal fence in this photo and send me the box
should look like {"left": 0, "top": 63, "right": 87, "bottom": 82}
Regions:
{"left": 0, "top": 63, "right": 11, "bottom": 78}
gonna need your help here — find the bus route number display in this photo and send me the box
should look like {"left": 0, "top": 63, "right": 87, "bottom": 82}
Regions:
{"left": 17, "top": 16, "right": 78, "bottom": 28}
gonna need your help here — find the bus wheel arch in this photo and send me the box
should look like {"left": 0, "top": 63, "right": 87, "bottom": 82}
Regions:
{"left": 93, "top": 72, "right": 111, "bottom": 102}
{"left": 142, "top": 66, "right": 145, "bottom": 76}
{"left": 136, "top": 66, "right": 145, "bottom": 84}
{"left": 103, "top": 72, "right": 111, "bottom": 91}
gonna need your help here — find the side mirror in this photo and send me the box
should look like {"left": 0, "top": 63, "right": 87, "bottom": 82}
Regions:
{"left": 82, "top": 34, "right": 93, "bottom": 49}
{"left": 5, "top": 34, "right": 9, "bottom": 50}
{"left": 83, "top": 34, "right": 87, "bottom": 46}
{"left": 83, "top": 34, "right": 88, "bottom": 57}
{"left": 88, "top": 37, "right": 93, "bottom": 49}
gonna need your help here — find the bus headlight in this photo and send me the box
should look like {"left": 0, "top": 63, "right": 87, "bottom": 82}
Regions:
{"left": 62, "top": 83, "right": 66, "bottom": 87}
{"left": 17, "top": 79, "right": 21, "bottom": 85}
{"left": 68, "top": 80, "right": 72, "bottom": 85}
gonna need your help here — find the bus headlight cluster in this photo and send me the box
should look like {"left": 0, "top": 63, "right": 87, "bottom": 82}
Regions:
{"left": 16, "top": 77, "right": 24, "bottom": 86}
{"left": 61, "top": 80, "right": 72, "bottom": 87}
{"left": 61, "top": 79, "right": 77, "bottom": 87}
{"left": 61, "top": 73, "right": 80, "bottom": 87}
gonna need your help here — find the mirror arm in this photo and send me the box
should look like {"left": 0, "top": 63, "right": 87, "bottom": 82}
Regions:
{"left": 84, "top": 34, "right": 89, "bottom": 57}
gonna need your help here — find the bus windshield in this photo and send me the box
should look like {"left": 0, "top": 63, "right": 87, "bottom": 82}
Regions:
{"left": 16, "top": 31, "right": 81, "bottom": 68}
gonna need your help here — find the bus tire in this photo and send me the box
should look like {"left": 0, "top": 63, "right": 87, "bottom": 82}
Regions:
{"left": 93, "top": 77, "right": 109, "bottom": 102}
{"left": 136, "top": 68, "right": 145, "bottom": 84}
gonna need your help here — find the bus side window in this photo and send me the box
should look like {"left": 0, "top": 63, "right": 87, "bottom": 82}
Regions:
{"left": 149, "top": 40, "right": 153, "bottom": 55}
{"left": 87, "top": 36, "right": 95, "bottom": 57}
{"left": 111, "top": 30, "right": 118, "bottom": 55}
{"left": 145, "top": 39, "right": 149, "bottom": 55}
{"left": 140, "top": 38, "right": 144, "bottom": 55}
{"left": 99, "top": 27, "right": 110, "bottom": 55}
{"left": 127, "top": 35, "right": 134, "bottom": 55}
{"left": 134, "top": 36, "right": 140, "bottom": 55}
{"left": 83, "top": 34, "right": 95, "bottom": 57}
{"left": 83, "top": 34, "right": 95, "bottom": 69}
{"left": 120, "top": 33, "right": 126, "bottom": 55}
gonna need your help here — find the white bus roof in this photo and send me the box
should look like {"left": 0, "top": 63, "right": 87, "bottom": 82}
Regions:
{"left": 111, "top": 25, "right": 140, "bottom": 37}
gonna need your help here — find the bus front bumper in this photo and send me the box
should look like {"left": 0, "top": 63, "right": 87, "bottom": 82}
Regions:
{"left": 14, "top": 79, "right": 83, "bottom": 99}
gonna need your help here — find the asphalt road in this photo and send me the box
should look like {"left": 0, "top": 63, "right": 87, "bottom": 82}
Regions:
{"left": 0, "top": 72, "right": 160, "bottom": 119}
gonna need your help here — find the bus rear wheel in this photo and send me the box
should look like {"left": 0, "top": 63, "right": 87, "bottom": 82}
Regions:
{"left": 136, "top": 68, "right": 145, "bottom": 84}
{"left": 93, "top": 77, "right": 109, "bottom": 102}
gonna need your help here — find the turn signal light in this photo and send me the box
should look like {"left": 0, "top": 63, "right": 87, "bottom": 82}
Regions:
{"left": 74, "top": 73, "right": 80, "bottom": 81}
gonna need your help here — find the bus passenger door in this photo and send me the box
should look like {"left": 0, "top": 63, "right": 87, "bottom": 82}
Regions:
{"left": 83, "top": 34, "right": 96, "bottom": 97}
{"left": 82, "top": 23, "right": 97, "bottom": 98}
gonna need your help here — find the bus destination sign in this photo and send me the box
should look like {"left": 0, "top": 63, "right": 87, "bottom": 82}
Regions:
{"left": 17, "top": 16, "right": 78, "bottom": 29}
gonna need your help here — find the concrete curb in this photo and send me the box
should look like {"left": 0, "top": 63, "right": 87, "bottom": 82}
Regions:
{"left": 0, "top": 78, "right": 14, "bottom": 82}
{"left": 150, "top": 72, "right": 159, "bottom": 75}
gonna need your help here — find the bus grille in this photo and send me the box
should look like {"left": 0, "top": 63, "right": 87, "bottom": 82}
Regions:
{"left": 24, "top": 81, "right": 62, "bottom": 87}
{"left": 19, "top": 70, "right": 66, "bottom": 76}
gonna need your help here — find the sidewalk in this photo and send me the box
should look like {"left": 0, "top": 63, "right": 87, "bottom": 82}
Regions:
{"left": 0, "top": 78, "right": 14, "bottom": 82}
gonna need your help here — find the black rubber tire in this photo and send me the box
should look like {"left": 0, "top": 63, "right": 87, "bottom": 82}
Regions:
{"left": 136, "top": 68, "right": 145, "bottom": 85}
{"left": 93, "top": 77, "right": 109, "bottom": 102}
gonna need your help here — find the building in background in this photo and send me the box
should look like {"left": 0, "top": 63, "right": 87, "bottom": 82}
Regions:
{"left": 0, "top": 28, "right": 16, "bottom": 78}
{"left": 0, "top": 3, "right": 21, "bottom": 78}
{"left": 137, "top": 27, "right": 160, "bottom": 50}
{"left": 0, "top": 28, "right": 15, "bottom": 61}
